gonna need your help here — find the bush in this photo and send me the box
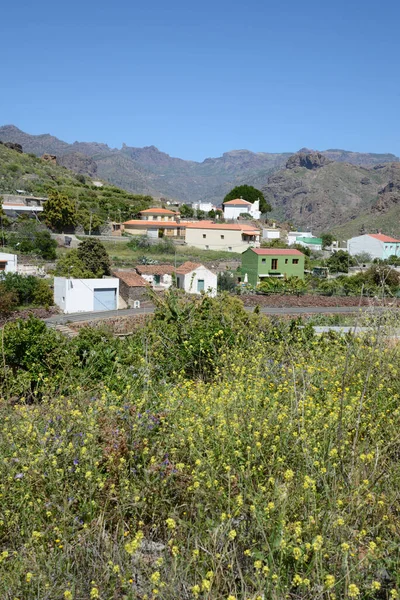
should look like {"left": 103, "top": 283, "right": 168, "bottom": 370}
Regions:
{"left": 32, "top": 279, "right": 53, "bottom": 306}
{"left": 0, "top": 273, "right": 53, "bottom": 306}
{"left": 0, "top": 284, "right": 18, "bottom": 315}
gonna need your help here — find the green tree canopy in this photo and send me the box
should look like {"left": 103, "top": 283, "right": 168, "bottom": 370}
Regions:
{"left": 43, "top": 190, "right": 77, "bottom": 231}
{"left": 7, "top": 222, "right": 57, "bottom": 259}
{"left": 321, "top": 232, "right": 335, "bottom": 249}
{"left": 179, "top": 204, "right": 194, "bottom": 218}
{"left": 326, "top": 250, "right": 356, "bottom": 273}
{"left": 77, "top": 239, "right": 111, "bottom": 277}
{"left": 223, "top": 185, "right": 271, "bottom": 214}
{"left": 54, "top": 249, "right": 95, "bottom": 279}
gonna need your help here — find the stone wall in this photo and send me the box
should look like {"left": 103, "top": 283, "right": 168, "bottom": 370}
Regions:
{"left": 69, "top": 313, "right": 153, "bottom": 334}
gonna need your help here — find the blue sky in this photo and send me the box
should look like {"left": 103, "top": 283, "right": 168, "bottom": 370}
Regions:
{"left": 1, "top": 0, "right": 399, "bottom": 160}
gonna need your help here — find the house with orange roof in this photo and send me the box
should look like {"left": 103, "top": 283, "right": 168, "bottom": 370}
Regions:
{"left": 113, "top": 270, "right": 150, "bottom": 306}
{"left": 135, "top": 264, "right": 175, "bottom": 289}
{"left": 175, "top": 261, "right": 217, "bottom": 296}
{"left": 122, "top": 207, "right": 185, "bottom": 238}
{"left": 223, "top": 197, "right": 261, "bottom": 220}
{"left": 347, "top": 233, "right": 400, "bottom": 260}
{"left": 184, "top": 221, "right": 261, "bottom": 253}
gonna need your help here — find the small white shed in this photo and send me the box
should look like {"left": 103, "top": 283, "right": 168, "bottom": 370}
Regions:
{"left": 54, "top": 277, "right": 120, "bottom": 314}
{"left": 0, "top": 252, "right": 18, "bottom": 273}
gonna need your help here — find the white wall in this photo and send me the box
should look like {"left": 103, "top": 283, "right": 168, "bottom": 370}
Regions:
{"left": 192, "top": 202, "right": 213, "bottom": 212}
{"left": 262, "top": 229, "right": 280, "bottom": 240}
{"left": 177, "top": 266, "right": 217, "bottom": 297}
{"left": 141, "top": 273, "right": 173, "bottom": 289}
{"left": 54, "top": 277, "right": 120, "bottom": 314}
{"left": 0, "top": 252, "right": 18, "bottom": 273}
{"left": 347, "top": 235, "right": 383, "bottom": 259}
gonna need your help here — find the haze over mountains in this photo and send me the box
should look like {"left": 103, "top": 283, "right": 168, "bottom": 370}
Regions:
{"left": 1, "top": 124, "right": 400, "bottom": 235}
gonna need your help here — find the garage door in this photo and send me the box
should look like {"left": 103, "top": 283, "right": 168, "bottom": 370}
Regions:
{"left": 93, "top": 288, "right": 117, "bottom": 311}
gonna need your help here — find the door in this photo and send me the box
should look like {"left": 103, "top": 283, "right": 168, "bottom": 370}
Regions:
{"left": 197, "top": 279, "right": 205, "bottom": 292}
{"left": 93, "top": 288, "right": 117, "bottom": 311}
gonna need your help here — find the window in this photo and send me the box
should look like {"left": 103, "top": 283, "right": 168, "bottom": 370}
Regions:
{"left": 261, "top": 258, "right": 266, "bottom": 263}
{"left": 271, "top": 259, "right": 278, "bottom": 270}
{"left": 0, "top": 263, "right": 6, "bottom": 271}
{"left": 221, "top": 235, "right": 224, "bottom": 239}
{"left": 197, "top": 279, "right": 205, "bottom": 292}
{"left": 205, "top": 245, "right": 209, "bottom": 249}
{"left": 228, "top": 247, "right": 232, "bottom": 251}
{"left": 203, "top": 234, "right": 206, "bottom": 238}
{"left": 285, "top": 259, "right": 288, "bottom": 264}
{"left": 292, "top": 259, "right": 299, "bottom": 264}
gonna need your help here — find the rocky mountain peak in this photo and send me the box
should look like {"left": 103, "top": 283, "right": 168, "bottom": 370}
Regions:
{"left": 286, "top": 152, "right": 333, "bottom": 170}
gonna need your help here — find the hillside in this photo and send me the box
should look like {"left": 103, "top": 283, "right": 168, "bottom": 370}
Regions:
{"left": 1, "top": 125, "right": 398, "bottom": 204}
{"left": 261, "top": 152, "right": 400, "bottom": 235}
{"left": 0, "top": 142, "right": 153, "bottom": 224}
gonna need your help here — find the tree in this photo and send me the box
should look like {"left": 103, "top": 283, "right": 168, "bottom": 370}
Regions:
{"left": 77, "top": 208, "right": 104, "bottom": 233}
{"left": 7, "top": 222, "right": 57, "bottom": 259}
{"left": 223, "top": 185, "right": 271, "bottom": 214}
{"left": 54, "top": 249, "right": 95, "bottom": 279}
{"left": 196, "top": 209, "right": 206, "bottom": 220}
{"left": 208, "top": 209, "right": 216, "bottom": 219}
{"left": 43, "top": 190, "right": 77, "bottom": 231}
{"left": 77, "top": 239, "right": 111, "bottom": 277}
{"left": 326, "top": 250, "right": 356, "bottom": 273}
{"left": 321, "top": 232, "right": 335, "bottom": 249}
{"left": 179, "top": 204, "right": 194, "bottom": 218}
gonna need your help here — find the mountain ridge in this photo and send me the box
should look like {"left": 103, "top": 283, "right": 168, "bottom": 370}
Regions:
{"left": 1, "top": 125, "right": 398, "bottom": 205}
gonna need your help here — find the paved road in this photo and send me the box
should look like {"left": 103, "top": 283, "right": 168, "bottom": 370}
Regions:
{"left": 44, "top": 304, "right": 396, "bottom": 325}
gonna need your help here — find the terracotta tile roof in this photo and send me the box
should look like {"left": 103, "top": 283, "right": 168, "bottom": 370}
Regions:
{"left": 223, "top": 198, "right": 252, "bottom": 206}
{"left": 135, "top": 265, "right": 175, "bottom": 275}
{"left": 251, "top": 248, "right": 304, "bottom": 256}
{"left": 175, "top": 261, "right": 202, "bottom": 274}
{"left": 368, "top": 233, "right": 400, "bottom": 243}
{"left": 185, "top": 222, "right": 260, "bottom": 232}
{"left": 139, "top": 208, "right": 178, "bottom": 215}
{"left": 123, "top": 219, "right": 182, "bottom": 227}
{"left": 114, "top": 271, "right": 148, "bottom": 287}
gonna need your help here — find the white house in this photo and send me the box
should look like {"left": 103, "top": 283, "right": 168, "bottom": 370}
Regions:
{"left": 191, "top": 201, "right": 214, "bottom": 213}
{"left": 175, "top": 262, "right": 217, "bottom": 296}
{"left": 135, "top": 265, "right": 175, "bottom": 289}
{"left": 287, "top": 231, "right": 312, "bottom": 245}
{"left": 223, "top": 198, "right": 261, "bottom": 220}
{"left": 0, "top": 252, "right": 18, "bottom": 273}
{"left": 262, "top": 226, "right": 281, "bottom": 241}
{"left": 347, "top": 233, "right": 400, "bottom": 260}
{"left": 54, "top": 277, "right": 120, "bottom": 314}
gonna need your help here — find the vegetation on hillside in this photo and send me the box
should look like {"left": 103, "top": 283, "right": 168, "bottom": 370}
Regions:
{"left": 0, "top": 143, "right": 153, "bottom": 230}
{"left": 0, "top": 295, "right": 400, "bottom": 598}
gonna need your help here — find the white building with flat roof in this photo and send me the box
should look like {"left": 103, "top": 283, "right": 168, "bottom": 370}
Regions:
{"left": 54, "top": 277, "right": 119, "bottom": 314}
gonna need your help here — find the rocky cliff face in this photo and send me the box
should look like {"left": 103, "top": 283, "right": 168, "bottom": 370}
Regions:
{"left": 286, "top": 152, "right": 332, "bottom": 170}
{"left": 261, "top": 152, "right": 398, "bottom": 231}
{"left": 57, "top": 152, "right": 98, "bottom": 177}
{"left": 372, "top": 164, "right": 400, "bottom": 213}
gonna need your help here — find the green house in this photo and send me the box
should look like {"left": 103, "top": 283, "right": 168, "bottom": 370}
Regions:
{"left": 241, "top": 248, "right": 305, "bottom": 286}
